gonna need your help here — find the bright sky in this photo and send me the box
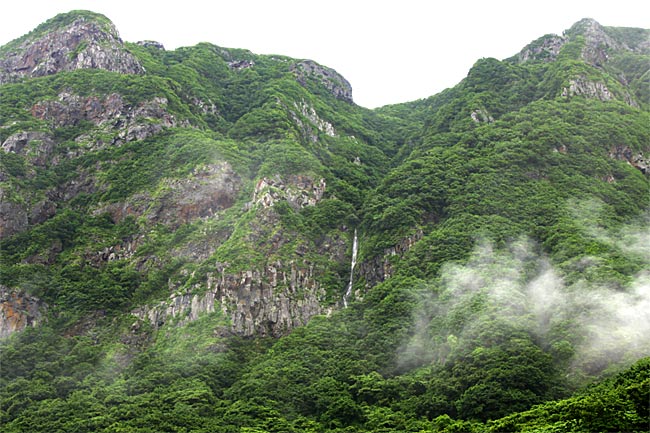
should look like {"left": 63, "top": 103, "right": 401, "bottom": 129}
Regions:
{"left": 1, "top": 1, "right": 647, "bottom": 108}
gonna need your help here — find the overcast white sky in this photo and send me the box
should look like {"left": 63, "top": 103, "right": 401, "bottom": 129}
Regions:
{"left": 1, "top": 1, "right": 647, "bottom": 108}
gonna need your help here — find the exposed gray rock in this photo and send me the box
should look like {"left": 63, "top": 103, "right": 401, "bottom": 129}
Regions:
{"left": 133, "top": 259, "right": 326, "bottom": 337}
{"left": 561, "top": 77, "right": 613, "bottom": 101}
{"left": 609, "top": 145, "right": 649, "bottom": 174}
{"left": 136, "top": 40, "right": 165, "bottom": 50}
{"left": 30, "top": 92, "right": 180, "bottom": 146}
{"left": 252, "top": 175, "right": 326, "bottom": 209}
{"left": 290, "top": 100, "right": 337, "bottom": 142}
{"left": 1, "top": 131, "right": 56, "bottom": 167}
{"left": 291, "top": 60, "right": 353, "bottom": 103}
{"left": 88, "top": 235, "right": 144, "bottom": 266}
{"left": 228, "top": 59, "right": 254, "bottom": 70}
{"left": 516, "top": 34, "right": 566, "bottom": 63}
{"left": 566, "top": 18, "right": 650, "bottom": 65}
{"left": 0, "top": 286, "right": 46, "bottom": 338}
{"left": 357, "top": 230, "right": 424, "bottom": 289}
{"left": 516, "top": 18, "right": 650, "bottom": 76}
{"left": 29, "top": 199, "right": 57, "bottom": 226}
{"left": 32, "top": 93, "right": 172, "bottom": 127}
{"left": 191, "top": 97, "right": 220, "bottom": 116}
{"left": 569, "top": 18, "right": 622, "bottom": 67}
{"left": 31, "top": 92, "right": 125, "bottom": 127}
{"left": 98, "top": 162, "right": 242, "bottom": 228}
{"left": 0, "top": 16, "right": 143, "bottom": 83}
{"left": 147, "top": 162, "right": 242, "bottom": 227}
{"left": 0, "top": 188, "right": 28, "bottom": 239}
{"left": 470, "top": 108, "right": 494, "bottom": 124}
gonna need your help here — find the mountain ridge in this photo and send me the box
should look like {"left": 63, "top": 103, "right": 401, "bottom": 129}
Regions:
{"left": 0, "top": 10, "right": 648, "bottom": 432}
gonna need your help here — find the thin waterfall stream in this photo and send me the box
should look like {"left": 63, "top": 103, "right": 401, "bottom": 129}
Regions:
{"left": 343, "top": 229, "right": 358, "bottom": 308}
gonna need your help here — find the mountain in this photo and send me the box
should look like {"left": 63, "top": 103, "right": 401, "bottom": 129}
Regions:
{"left": 0, "top": 11, "right": 648, "bottom": 432}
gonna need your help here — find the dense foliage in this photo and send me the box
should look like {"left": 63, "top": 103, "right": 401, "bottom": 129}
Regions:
{"left": 1, "top": 11, "right": 649, "bottom": 432}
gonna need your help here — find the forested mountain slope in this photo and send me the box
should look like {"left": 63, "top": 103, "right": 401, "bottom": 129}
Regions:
{"left": 0, "top": 11, "right": 648, "bottom": 432}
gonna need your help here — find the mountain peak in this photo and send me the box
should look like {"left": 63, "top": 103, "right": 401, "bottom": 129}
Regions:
{"left": 0, "top": 10, "right": 143, "bottom": 83}
{"left": 565, "top": 17, "right": 604, "bottom": 36}
{"left": 514, "top": 17, "right": 650, "bottom": 69}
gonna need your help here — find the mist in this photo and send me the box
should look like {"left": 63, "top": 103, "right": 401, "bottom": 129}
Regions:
{"left": 399, "top": 216, "right": 650, "bottom": 379}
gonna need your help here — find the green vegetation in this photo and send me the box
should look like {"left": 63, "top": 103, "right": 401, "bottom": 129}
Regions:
{"left": 1, "top": 11, "right": 649, "bottom": 432}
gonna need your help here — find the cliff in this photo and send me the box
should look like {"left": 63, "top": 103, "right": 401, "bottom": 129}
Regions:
{"left": 0, "top": 10, "right": 143, "bottom": 83}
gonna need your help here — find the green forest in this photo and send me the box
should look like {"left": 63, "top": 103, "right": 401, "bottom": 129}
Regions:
{"left": 0, "top": 11, "right": 648, "bottom": 432}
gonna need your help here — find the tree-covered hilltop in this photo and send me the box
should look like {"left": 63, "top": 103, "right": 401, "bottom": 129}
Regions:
{"left": 1, "top": 10, "right": 648, "bottom": 432}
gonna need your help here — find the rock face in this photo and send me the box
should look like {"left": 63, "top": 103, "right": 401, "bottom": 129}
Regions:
{"left": 470, "top": 108, "right": 494, "bottom": 124}
{"left": 291, "top": 60, "right": 353, "bottom": 103}
{"left": 0, "top": 13, "right": 143, "bottom": 83}
{"left": 1, "top": 131, "right": 56, "bottom": 167}
{"left": 1, "top": 198, "right": 55, "bottom": 242}
{"left": 291, "top": 100, "right": 337, "bottom": 142}
{"left": 516, "top": 34, "right": 566, "bottom": 63}
{"left": 357, "top": 230, "right": 424, "bottom": 289}
{"left": 0, "top": 189, "right": 29, "bottom": 239}
{"left": 99, "top": 162, "right": 243, "bottom": 228}
{"left": 518, "top": 19, "right": 650, "bottom": 67}
{"left": 561, "top": 77, "right": 613, "bottom": 101}
{"left": 128, "top": 174, "right": 339, "bottom": 337}
{"left": 566, "top": 18, "right": 646, "bottom": 66}
{"left": 609, "top": 145, "right": 649, "bottom": 174}
{"left": 31, "top": 92, "right": 180, "bottom": 146}
{"left": 134, "top": 260, "right": 326, "bottom": 337}
{"left": 252, "top": 175, "right": 326, "bottom": 209}
{"left": 0, "top": 286, "right": 45, "bottom": 338}
{"left": 136, "top": 40, "right": 165, "bottom": 50}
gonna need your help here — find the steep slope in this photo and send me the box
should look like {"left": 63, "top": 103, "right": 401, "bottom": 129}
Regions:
{"left": 0, "top": 12, "right": 648, "bottom": 432}
{"left": 0, "top": 10, "right": 143, "bottom": 82}
{"left": 0, "top": 10, "right": 400, "bottom": 340}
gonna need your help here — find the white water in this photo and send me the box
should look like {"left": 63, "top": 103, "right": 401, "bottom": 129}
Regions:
{"left": 343, "top": 229, "right": 358, "bottom": 308}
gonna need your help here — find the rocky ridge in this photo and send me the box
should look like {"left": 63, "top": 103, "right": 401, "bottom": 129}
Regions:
{"left": 0, "top": 92, "right": 184, "bottom": 240}
{"left": 517, "top": 18, "right": 650, "bottom": 66}
{"left": 0, "top": 13, "right": 143, "bottom": 83}
{"left": 291, "top": 60, "right": 353, "bottom": 103}
{"left": 1, "top": 13, "right": 648, "bottom": 343}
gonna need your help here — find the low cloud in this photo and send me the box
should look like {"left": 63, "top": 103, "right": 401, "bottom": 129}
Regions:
{"left": 399, "top": 217, "right": 650, "bottom": 378}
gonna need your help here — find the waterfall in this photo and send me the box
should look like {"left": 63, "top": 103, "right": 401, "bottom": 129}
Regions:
{"left": 343, "top": 229, "right": 358, "bottom": 308}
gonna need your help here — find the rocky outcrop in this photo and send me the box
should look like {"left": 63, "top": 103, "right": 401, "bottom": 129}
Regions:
{"left": 98, "top": 162, "right": 242, "bottom": 227}
{"left": 291, "top": 60, "right": 353, "bottom": 103}
{"left": 191, "top": 97, "right": 220, "bottom": 116}
{"left": 516, "top": 34, "right": 566, "bottom": 63}
{"left": 133, "top": 260, "right": 326, "bottom": 337}
{"left": 357, "top": 230, "right": 424, "bottom": 289}
{"left": 517, "top": 18, "right": 650, "bottom": 66}
{"left": 252, "top": 175, "right": 326, "bottom": 209}
{"left": 291, "top": 100, "right": 337, "bottom": 142}
{"left": 0, "top": 189, "right": 28, "bottom": 239}
{"left": 567, "top": 18, "right": 623, "bottom": 67}
{"left": 609, "top": 145, "right": 649, "bottom": 174}
{"left": 31, "top": 92, "right": 180, "bottom": 146}
{"left": 0, "top": 286, "right": 46, "bottom": 338}
{"left": 88, "top": 235, "right": 143, "bottom": 266}
{"left": 1, "top": 131, "right": 56, "bottom": 167}
{"left": 147, "top": 163, "right": 242, "bottom": 227}
{"left": 0, "top": 186, "right": 56, "bottom": 239}
{"left": 32, "top": 92, "right": 125, "bottom": 128}
{"left": 228, "top": 59, "right": 254, "bottom": 70}
{"left": 561, "top": 77, "right": 613, "bottom": 101}
{"left": 0, "top": 14, "right": 143, "bottom": 83}
{"left": 470, "top": 108, "right": 494, "bottom": 124}
{"left": 136, "top": 40, "right": 165, "bottom": 50}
